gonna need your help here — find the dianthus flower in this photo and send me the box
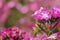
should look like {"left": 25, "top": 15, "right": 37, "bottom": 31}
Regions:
{"left": 32, "top": 7, "right": 51, "bottom": 20}
{"left": 0, "top": 27, "right": 26, "bottom": 40}
{"left": 52, "top": 7, "right": 60, "bottom": 18}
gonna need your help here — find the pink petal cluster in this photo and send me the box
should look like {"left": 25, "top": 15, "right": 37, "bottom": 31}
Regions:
{"left": 32, "top": 7, "right": 60, "bottom": 20}
{"left": 0, "top": 27, "right": 26, "bottom": 40}
{"left": 32, "top": 7, "right": 51, "bottom": 20}
{"left": 52, "top": 7, "right": 60, "bottom": 18}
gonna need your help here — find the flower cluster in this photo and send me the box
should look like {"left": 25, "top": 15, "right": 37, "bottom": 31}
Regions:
{"left": 32, "top": 7, "right": 60, "bottom": 20}
{"left": 0, "top": 27, "right": 59, "bottom": 40}
{"left": 0, "top": 27, "right": 26, "bottom": 40}
{"left": 31, "top": 7, "right": 60, "bottom": 40}
{"left": 0, "top": 27, "right": 60, "bottom": 40}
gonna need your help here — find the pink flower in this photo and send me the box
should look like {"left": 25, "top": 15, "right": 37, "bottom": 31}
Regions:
{"left": 29, "top": 2, "right": 40, "bottom": 11}
{"left": 0, "top": 0, "right": 5, "bottom": 8}
{"left": 32, "top": 7, "right": 51, "bottom": 20}
{"left": 52, "top": 7, "right": 60, "bottom": 18}
{"left": 6, "top": 1, "right": 15, "bottom": 8}
{"left": 48, "top": 33, "right": 58, "bottom": 39}
{"left": 0, "top": 27, "right": 27, "bottom": 40}
{"left": 16, "top": 3, "right": 29, "bottom": 14}
{"left": 29, "top": 0, "right": 40, "bottom": 11}
{"left": 0, "top": 1, "right": 11, "bottom": 23}
{"left": 30, "top": 33, "right": 51, "bottom": 40}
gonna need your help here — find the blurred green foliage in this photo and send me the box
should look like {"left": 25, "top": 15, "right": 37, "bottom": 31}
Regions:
{"left": 5, "top": 8, "right": 25, "bottom": 27}
{"left": 5, "top": 0, "right": 25, "bottom": 27}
